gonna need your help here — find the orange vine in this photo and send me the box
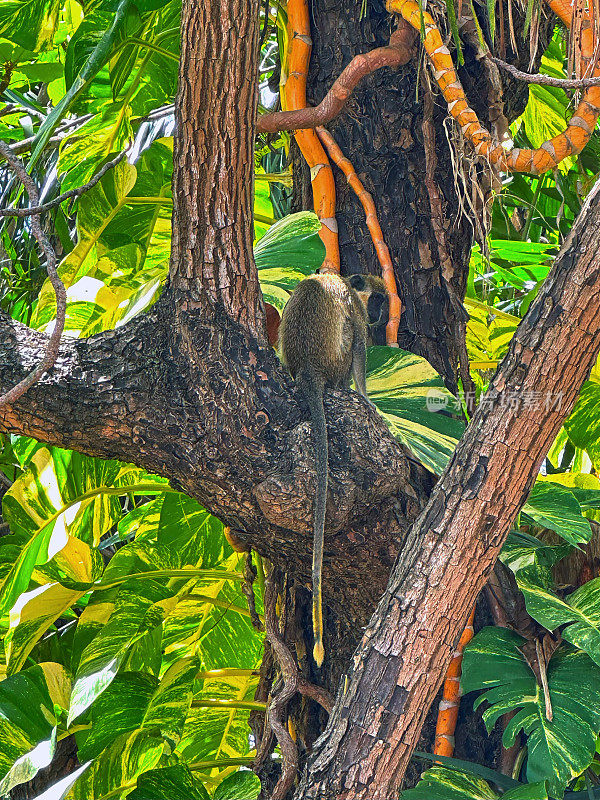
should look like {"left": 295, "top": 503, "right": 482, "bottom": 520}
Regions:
{"left": 315, "top": 126, "right": 402, "bottom": 346}
{"left": 284, "top": 0, "right": 340, "bottom": 273}
{"left": 259, "top": 25, "right": 414, "bottom": 134}
{"left": 433, "top": 606, "right": 476, "bottom": 757}
{"left": 388, "top": 0, "right": 600, "bottom": 173}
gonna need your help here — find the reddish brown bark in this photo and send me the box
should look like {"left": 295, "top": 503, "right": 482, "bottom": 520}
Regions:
{"left": 2, "top": 1, "right": 600, "bottom": 798}
{"left": 170, "top": 0, "right": 265, "bottom": 341}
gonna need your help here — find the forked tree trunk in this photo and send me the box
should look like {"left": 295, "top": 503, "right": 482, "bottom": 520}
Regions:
{"left": 3, "top": 1, "right": 600, "bottom": 799}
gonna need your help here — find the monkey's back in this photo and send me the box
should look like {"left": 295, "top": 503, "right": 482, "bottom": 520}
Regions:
{"left": 279, "top": 274, "right": 367, "bottom": 387}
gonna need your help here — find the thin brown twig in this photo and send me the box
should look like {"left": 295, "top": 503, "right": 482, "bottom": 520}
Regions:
{"left": 0, "top": 142, "right": 66, "bottom": 408}
{"left": 262, "top": 570, "right": 299, "bottom": 800}
{"left": 491, "top": 54, "right": 600, "bottom": 87}
{"left": 242, "top": 552, "right": 264, "bottom": 631}
{"left": 0, "top": 151, "right": 126, "bottom": 218}
{"left": 257, "top": 23, "right": 415, "bottom": 133}
{"left": 297, "top": 675, "right": 333, "bottom": 713}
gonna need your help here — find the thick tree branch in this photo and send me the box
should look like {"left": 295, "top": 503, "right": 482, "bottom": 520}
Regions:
{"left": 0, "top": 0, "right": 431, "bottom": 653}
{"left": 295, "top": 179, "right": 600, "bottom": 799}
{"left": 0, "top": 299, "right": 430, "bottom": 629}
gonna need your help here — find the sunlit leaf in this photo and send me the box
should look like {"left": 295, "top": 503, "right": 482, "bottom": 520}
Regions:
{"left": 517, "top": 567, "right": 600, "bottom": 668}
{"left": 0, "top": 444, "right": 167, "bottom": 618}
{"left": 5, "top": 582, "right": 87, "bottom": 674}
{"left": 68, "top": 579, "right": 176, "bottom": 724}
{"left": 68, "top": 729, "right": 165, "bottom": 800}
{"left": 0, "top": 665, "right": 58, "bottom": 793}
{"left": 366, "top": 347, "right": 464, "bottom": 474}
{"left": 0, "top": 0, "right": 60, "bottom": 51}
{"left": 78, "top": 659, "right": 196, "bottom": 760}
{"left": 462, "top": 628, "right": 600, "bottom": 797}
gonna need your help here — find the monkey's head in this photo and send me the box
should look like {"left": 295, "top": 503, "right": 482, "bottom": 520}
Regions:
{"left": 348, "top": 273, "right": 389, "bottom": 346}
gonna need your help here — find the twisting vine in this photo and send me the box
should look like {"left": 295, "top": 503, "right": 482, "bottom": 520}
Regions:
{"left": 0, "top": 142, "right": 66, "bottom": 407}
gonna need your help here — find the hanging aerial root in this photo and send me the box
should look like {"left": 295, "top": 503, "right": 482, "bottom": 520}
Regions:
{"left": 316, "top": 126, "right": 402, "bottom": 347}
{"left": 284, "top": 0, "right": 339, "bottom": 273}
{"left": 433, "top": 605, "right": 476, "bottom": 758}
{"left": 387, "top": 0, "right": 600, "bottom": 174}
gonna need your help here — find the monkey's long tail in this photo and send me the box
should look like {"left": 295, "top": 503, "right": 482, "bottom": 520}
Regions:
{"left": 299, "top": 368, "right": 328, "bottom": 668}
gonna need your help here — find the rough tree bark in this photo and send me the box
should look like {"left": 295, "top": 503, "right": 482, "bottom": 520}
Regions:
{"left": 1, "top": 0, "right": 600, "bottom": 798}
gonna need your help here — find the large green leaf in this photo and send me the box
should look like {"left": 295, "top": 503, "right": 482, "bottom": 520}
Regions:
{"left": 255, "top": 212, "right": 325, "bottom": 310}
{"left": 400, "top": 765, "right": 547, "bottom": 798}
{"left": 517, "top": 567, "right": 600, "bottom": 668}
{"left": 254, "top": 211, "right": 324, "bottom": 270}
{"left": 213, "top": 771, "right": 261, "bottom": 800}
{"left": 521, "top": 482, "right": 592, "bottom": 546}
{"left": 68, "top": 579, "right": 176, "bottom": 724}
{"left": 31, "top": 158, "right": 139, "bottom": 330}
{"left": 366, "top": 346, "right": 464, "bottom": 474}
{"left": 0, "top": 0, "right": 60, "bottom": 51}
{"left": 0, "top": 444, "right": 167, "bottom": 618}
{"left": 537, "top": 472, "right": 600, "bottom": 511}
{"left": 5, "top": 581, "right": 88, "bottom": 674}
{"left": 176, "top": 668, "right": 261, "bottom": 766}
{"left": 462, "top": 628, "right": 600, "bottom": 797}
{"left": 500, "top": 530, "right": 571, "bottom": 573}
{"left": 77, "top": 659, "right": 197, "bottom": 760}
{"left": 162, "top": 574, "right": 263, "bottom": 674}
{"left": 127, "top": 765, "right": 210, "bottom": 800}
{"left": 68, "top": 729, "right": 166, "bottom": 800}
{"left": 0, "top": 664, "right": 59, "bottom": 794}
{"left": 28, "top": 0, "right": 133, "bottom": 169}
{"left": 565, "top": 382, "right": 600, "bottom": 471}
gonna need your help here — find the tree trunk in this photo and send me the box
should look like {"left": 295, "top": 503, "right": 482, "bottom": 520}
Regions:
{"left": 170, "top": 0, "right": 264, "bottom": 341}
{"left": 294, "top": 181, "right": 600, "bottom": 798}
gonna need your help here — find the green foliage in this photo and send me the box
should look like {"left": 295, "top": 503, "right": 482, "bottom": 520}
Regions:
{"left": 0, "top": 441, "right": 261, "bottom": 796}
{"left": 367, "top": 347, "right": 464, "bottom": 474}
{"left": 401, "top": 764, "right": 547, "bottom": 798}
{"left": 2, "top": 4, "right": 600, "bottom": 799}
{"left": 462, "top": 629, "right": 600, "bottom": 797}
